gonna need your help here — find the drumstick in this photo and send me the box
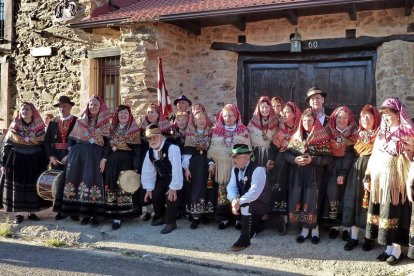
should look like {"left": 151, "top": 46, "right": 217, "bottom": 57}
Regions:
{"left": 56, "top": 160, "right": 63, "bottom": 165}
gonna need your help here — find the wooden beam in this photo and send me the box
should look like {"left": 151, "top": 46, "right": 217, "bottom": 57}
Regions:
{"left": 286, "top": 10, "right": 298, "bottom": 25}
{"left": 211, "top": 34, "right": 414, "bottom": 53}
{"left": 169, "top": 21, "right": 201, "bottom": 36}
{"left": 231, "top": 18, "right": 246, "bottom": 32}
{"left": 348, "top": 4, "right": 357, "bottom": 21}
{"left": 405, "top": 0, "right": 414, "bottom": 16}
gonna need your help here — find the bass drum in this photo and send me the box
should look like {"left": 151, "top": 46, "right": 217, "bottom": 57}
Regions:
{"left": 117, "top": 170, "right": 141, "bottom": 193}
{"left": 36, "top": 170, "right": 63, "bottom": 201}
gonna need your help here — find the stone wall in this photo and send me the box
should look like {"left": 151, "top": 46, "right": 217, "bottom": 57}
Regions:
{"left": 4, "top": 3, "right": 414, "bottom": 125}
{"left": 376, "top": 40, "right": 414, "bottom": 116}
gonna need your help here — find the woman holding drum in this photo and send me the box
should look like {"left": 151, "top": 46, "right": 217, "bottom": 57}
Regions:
{"left": 60, "top": 96, "right": 111, "bottom": 226}
{"left": 1, "top": 102, "right": 50, "bottom": 223}
{"left": 104, "top": 105, "right": 142, "bottom": 230}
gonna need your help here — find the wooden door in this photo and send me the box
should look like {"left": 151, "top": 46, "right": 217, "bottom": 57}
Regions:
{"left": 237, "top": 51, "right": 376, "bottom": 123}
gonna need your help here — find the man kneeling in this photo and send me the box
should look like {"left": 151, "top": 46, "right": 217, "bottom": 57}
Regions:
{"left": 142, "top": 124, "right": 183, "bottom": 234}
{"left": 227, "top": 144, "right": 270, "bottom": 251}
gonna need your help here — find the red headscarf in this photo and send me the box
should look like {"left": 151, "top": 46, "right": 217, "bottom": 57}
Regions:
{"left": 213, "top": 104, "right": 247, "bottom": 137}
{"left": 249, "top": 96, "right": 279, "bottom": 131}
{"left": 111, "top": 105, "right": 140, "bottom": 144}
{"left": 139, "top": 103, "right": 171, "bottom": 135}
{"left": 272, "top": 101, "right": 302, "bottom": 152}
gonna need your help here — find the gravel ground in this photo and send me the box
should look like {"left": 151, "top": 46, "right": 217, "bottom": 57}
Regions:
{"left": 1, "top": 208, "right": 413, "bottom": 276}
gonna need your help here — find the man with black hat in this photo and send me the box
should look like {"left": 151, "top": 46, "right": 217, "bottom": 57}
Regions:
{"left": 170, "top": 95, "right": 192, "bottom": 122}
{"left": 227, "top": 144, "right": 271, "bottom": 251}
{"left": 305, "top": 87, "right": 333, "bottom": 126}
{"left": 44, "top": 95, "right": 77, "bottom": 220}
{"left": 142, "top": 124, "right": 183, "bottom": 234}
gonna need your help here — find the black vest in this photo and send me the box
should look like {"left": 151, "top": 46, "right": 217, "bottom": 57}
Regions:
{"left": 149, "top": 141, "right": 173, "bottom": 184}
{"left": 234, "top": 162, "right": 271, "bottom": 216}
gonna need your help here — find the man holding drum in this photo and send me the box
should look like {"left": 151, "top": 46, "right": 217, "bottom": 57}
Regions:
{"left": 44, "top": 96, "right": 77, "bottom": 220}
{"left": 142, "top": 124, "right": 183, "bottom": 234}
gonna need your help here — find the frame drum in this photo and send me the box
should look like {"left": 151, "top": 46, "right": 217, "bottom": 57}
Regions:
{"left": 36, "top": 170, "right": 63, "bottom": 201}
{"left": 117, "top": 170, "right": 140, "bottom": 193}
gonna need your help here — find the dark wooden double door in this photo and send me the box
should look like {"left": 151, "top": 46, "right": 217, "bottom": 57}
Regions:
{"left": 237, "top": 51, "right": 376, "bottom": 123}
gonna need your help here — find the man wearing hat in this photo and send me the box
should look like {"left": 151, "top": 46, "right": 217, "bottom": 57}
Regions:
{"left": 170, "top": 95, "right": 192, "bottom": 122}
{"left": 227, "top": 144, "right": 271, "bottom": 251}
{"left": 44, "top": 95, "right": 78, "bottom": 220}
{"left": 141, "top": 124, "right": 183, "bottom": 234}
{"left": 305, "top": 87, "right": 333, "bottom": 126}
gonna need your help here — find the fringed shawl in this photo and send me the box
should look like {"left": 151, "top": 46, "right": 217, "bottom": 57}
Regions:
{"left": 4, "top": 102, "right": 46, "bottom": 146}
{"left": 110, "top": 105, "right": 141, "bottom": 150}
{"left": 212, "top": 104, "right": 248, "bottom": 137}
{"left": 69, "top": 96, "right": 111, "bottom": 146}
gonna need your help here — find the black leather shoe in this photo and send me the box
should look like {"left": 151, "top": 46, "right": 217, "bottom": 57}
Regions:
{"left": 386, "top": 253, "right": 403, "bottom": 265}
{"left": 112, "top": 220, "right": 121, "bottom": 230}
{"left": 55, "top": 213, "right": 67, "bottom": 220}
{"left": 376, "top": 252, "right": 390, "bottom": 262}
{"left": 231, "top": 235, "right": 251, "bottom": 251}
{"left": 311, "top": 236, "right": 320, "bottom": 244}
{"left": 342, "top": 230, "right": 349, "bottom": 241}
{"left": 151, "top": 218, "right": 165, "bottom": 226}
{"left": 160, "top": 224, "right": 177, "bottom": 234}
{"left": 14, "top": 215, "right": 24, "bottom": 224}
{"left": 296, "top": 235, "right": 308, "bottom": 243}
{"left": 235, "top": 221, "right": 242, "bottom": 230}
{"left": 344, "top": 239, "right": 359, "bottom": 251}
{"left": 90, "top": 217, "right": 99, "bottom": 226}
{"left": 218, "top": 221, "right": 229, "bottom": 230}
{"left": 329, "top": 228, "right": 339, "bottom": 239}
{"left": 28, "top": 213, "right": 40, "bottom": 221}
{"left": 190, "top": 219, "right": 200, "bottom": 230}
{"left": 362, "top": 238, "right": 375, "bottom": 251}
{"left": 80, "top": 217, "right": 90, "bottom": 225}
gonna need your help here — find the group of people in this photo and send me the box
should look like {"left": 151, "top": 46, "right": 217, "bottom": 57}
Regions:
{"left": 1, "top": 89, "right": 414, "bottom": 265}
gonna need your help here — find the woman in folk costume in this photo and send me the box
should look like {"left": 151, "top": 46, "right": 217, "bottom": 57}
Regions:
{"left": 321, "top": 106, "right": 358, "bottom": 240}
{"left": 182, "top": 110, "right": 215, "bottom": 229}
{"left": 169, "top": 111, "right": 189, "bottom": 149}
{"left": 1, "top": 102, "right": 50, "bottom": 223}
{"left": 208, "top": 104, "right": 251, "bottom": 229}
{"left": 341, "top": 105, "right": 381, "bottom": 251}
{"left": 247, "top": 96, "right": 279, "bottom": 167}
{"left": 139, "top": 103, "right": 172, "bottom": 220}
{"left": 285, "top": 108, "right": 332, "bottom": 244}
{"left": 267, "top": 101, "right": 302, "bottom": 234}
{"left": 364, "top": 98, "right": 414, "bottom": 265}
{"left": 60, "top": 96, "right": 111, "bottom": 226}
{"left": 271, "top": 96, "right": 284, "bottom": 118}
{"left": 104, "top": 105, "right": 142, "bottom": 230}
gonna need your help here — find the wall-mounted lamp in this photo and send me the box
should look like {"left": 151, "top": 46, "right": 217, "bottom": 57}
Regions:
{"left": 290, "top": 28, "right": 302, "bottom": 53}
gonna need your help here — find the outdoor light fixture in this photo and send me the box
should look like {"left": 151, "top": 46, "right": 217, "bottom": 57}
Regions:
{"left": 290, "top": 28, "right": 302, "bottom": 53}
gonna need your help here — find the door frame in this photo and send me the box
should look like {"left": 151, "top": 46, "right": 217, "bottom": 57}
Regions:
{"left": 236, "top": 50, "right": 377, "bottom": 124}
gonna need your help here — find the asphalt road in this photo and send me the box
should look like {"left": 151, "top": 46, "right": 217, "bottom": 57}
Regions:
{"left": 0, "top": 240, "right": 250, "bottom": 276}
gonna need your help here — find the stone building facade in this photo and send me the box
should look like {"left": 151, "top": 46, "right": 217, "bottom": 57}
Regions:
{"left": 0, "top": 0, "right": 414, "bottom": 129}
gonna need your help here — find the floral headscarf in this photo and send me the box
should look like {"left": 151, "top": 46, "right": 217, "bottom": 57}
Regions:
{"left": 354, "top": 104, "right": 381, "bottom": 154}
{"left": 139, "top": 103, "right": 171, "bottom": 135}
{"left": 110, "top": 105, "right": 141, "bottom": 146}
{"left": 272, "top": 101, "right": 302, "bottom": 152}
{"left": 185, "top": 110, "right": 212, "bottom": 150}
{"left": 248, "top": 96, "right": 279, "bottom": 131}
{"left": 213, "top": 104, "right": 248, "bottom": 137}
{"left": 5, "top": 102, "right": 46, "bottom": 145}
{"left": 68, "top": 96, "right": 111, "bottom": 146}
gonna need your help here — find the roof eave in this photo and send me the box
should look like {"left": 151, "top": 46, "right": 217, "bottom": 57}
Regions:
{"left": 69, "top": 17, "right": 131, "bottom": 29}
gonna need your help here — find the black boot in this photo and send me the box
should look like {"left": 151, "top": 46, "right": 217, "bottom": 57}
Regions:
{"left": 231, "top": 215, "right": 252, "bottom": 251}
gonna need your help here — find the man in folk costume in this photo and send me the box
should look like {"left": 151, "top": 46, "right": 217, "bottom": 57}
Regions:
{"left": 208, "top": 104, "right": 252, "bottom": 229}
{"left": 306, "top": 87, "right": 333, "bottom": 127}
{"left": 170, "top": 95, "right": 192, "bottom": 122}
{"left": 44, "top": 96, "right": 78, "bottom": 220}
{"left": 227, "top": 144, "right": 270, "bottom": 251}
{"left": 142, "top": 124, "right": 183, "bottom": 234}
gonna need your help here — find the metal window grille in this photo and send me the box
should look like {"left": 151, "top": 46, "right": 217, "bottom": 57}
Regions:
{"left": 94, "top": 56, "right": 120, "bottom": 112}
{"left": 0, "top": 0, "right": 4, "bottom": 41}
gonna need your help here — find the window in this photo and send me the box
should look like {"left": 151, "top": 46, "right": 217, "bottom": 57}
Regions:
{"left": 0, "top": 0, "right": 4, "bottom": 42}
{"left": 93, "top": 56, "right": 120, "bottom": 112}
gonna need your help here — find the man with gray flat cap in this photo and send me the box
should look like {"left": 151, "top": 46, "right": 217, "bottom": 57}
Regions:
{"left": 305, "top": 87, "right": 333, "bottom": 126}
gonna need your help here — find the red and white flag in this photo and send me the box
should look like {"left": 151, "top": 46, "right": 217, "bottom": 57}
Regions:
{"left": 157, "top": 57, "right": 173, "bottom": 117}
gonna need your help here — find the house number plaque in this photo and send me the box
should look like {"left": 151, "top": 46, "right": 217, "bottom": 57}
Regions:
{"left": 307, "top": 41, "right": 319, "bottom": 48}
